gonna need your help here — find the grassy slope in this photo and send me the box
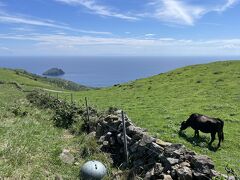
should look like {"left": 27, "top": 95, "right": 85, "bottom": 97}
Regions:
{"left": 0, "top": 68, "right": 61, "bottom": 91}
{"left": 0, "top": 84, "right": 81, "bottom": 178}
{"left": 0, "top": 83, "right": 111, "bottom": 178}
{"left": 72, "top": 60, "right": 240, "bottom": 173}
{"left": 1, "top": 61, "right": 239, "bottom": 176}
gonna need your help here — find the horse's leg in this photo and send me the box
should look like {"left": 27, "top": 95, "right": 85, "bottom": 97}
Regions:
{"left": 194, "top": 130, "right": 199, "bottom": 138}
{"left": 209, "top": 132, "right": 216, "bottom": 146}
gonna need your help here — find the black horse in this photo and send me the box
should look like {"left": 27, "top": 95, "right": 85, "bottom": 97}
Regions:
{"left": 180, "top": 113, "right": 224, "bottom": 147}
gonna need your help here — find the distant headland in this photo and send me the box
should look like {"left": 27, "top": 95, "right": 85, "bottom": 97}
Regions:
{"left": 43, "top": 68, "right": 65, "bottom": 76}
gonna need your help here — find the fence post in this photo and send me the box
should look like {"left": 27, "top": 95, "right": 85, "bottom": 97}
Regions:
{"left": 121, "top": 110, "right": 129, "bottom": 166}
{"left": 85, "top": 97, "right": 90, "bottom": 122}
{"left": 71, "top": 93, "right": 73, "bottom": 104}
{"left": 56, "top": 92, "right": 59, "bottom": 100}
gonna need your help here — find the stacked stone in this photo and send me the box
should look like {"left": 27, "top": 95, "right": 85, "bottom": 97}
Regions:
{"left": 88, "top": 109, "right": 222, "bottom": 179}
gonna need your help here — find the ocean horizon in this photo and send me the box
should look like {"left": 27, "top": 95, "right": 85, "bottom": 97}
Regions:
{"left": 0, "top": 56, "right": 239, "bottom": 87}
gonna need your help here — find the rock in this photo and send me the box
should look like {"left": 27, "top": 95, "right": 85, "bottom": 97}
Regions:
{"left": 154, "top": 163, "right": 164, "bottom": 176}
{"left": 108, "top": 121, "right": 122, "bottom": 132}
{"left": 163, "top": 174, "right": 173, "bottom": 180}
{"left": 88, "top": 131, "right": 96, "bottom": 138}
{"left": 104, "top": 132, "right": 112, "bottom": 141}
{"left": 191, "top": 155, "right": 214, "bottom": 174}
{"left": 139, "top": 135, "right": 155, "bottom": 146}
{"left": 116, "top": 133, "right": 123, "bottom": 144}
{"left": 166, "top": 158, "right": 179, "bottom": 165}
{"left": 210, "top": 169, "right": 221, "bottom": 178}
{"left": 192, "top": 170, "right": 210, "bottom": 180}
{"left": 149, "top": 142, "right": 164, "bottom": 154}
{"left": 228, "top": 176, "right": 236, "bottom": 180}
{"left": 176, "top": 166, "right": 193, "bottom": 180}
{"left": 156, "top": 139, "right": 172, "bottom": 147}
{"left": 172, "top": 148, "right": 186, "bottom": 159}
{"left": 221, "top": 174, "right": 228, "bottom": 179}
{"left": 144, "top": 168, "right": 154, "bottom": 180}
{"left": 127, "top": 125, "right": 146, "bottom": 139}
{"left": 109, "top": 136, "right": 116, "bottom": 145}
{"left": 133, "top": 159, "right": 144, "bottom": 167}
{"left": 159, "top": 156, "right": 172, "bottom": 172}
{"left": 96, "top": 123, "right": 103, "bottom": 137}
{"left": 104, "top": 115, "right": 119, "bottom": 122}
{"left": 147, "top": 157, "right": 156, "bottom": 165}
{"left": 135, "top": 145, "right": 146, "bottom": 157}
{"left": 115, "top": 109, "right": 123, "bottom": 115}
{"left": 59, "top": 149, "right": 74, "bottom": 164}
{"left": 164, "top": 144, "right": 185, "bottom": 158}
{"left": 103, "top": 141, "right": 109, "bottom": 146}
{"left": 98, "top": 135, "right": 106, "bottom": 143}
{"left": 43, "top": 68, "right": 65, "bottom": 76}
{"left": 116, "top": 133, "right": 132, "bottom": 145}
{"left": 129, "top": 142, "right": 138, "bottom": 153}
{"left": 180, "top": 161, "right": 191, "bottom": 168}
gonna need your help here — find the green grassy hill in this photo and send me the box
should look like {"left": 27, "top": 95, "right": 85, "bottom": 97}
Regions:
{"left": 0, "top": 73, "right": 111, "bottom": 179}
{"left": 0, "top": 68, "right": 90, "bottom": 91}
{"left": 0, "top": 60, "right": 239, "bottom": 176}
{"left": 72, "top": 60, "right": 240, "bottom": 173}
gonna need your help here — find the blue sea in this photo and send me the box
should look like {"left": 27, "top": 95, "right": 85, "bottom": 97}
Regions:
{"left": 0, "top": 56, "right": 239, "bottom": 87}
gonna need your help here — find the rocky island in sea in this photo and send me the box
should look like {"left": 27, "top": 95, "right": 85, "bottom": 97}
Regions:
{"left": 43, "top": 68, "right": 65, "bottom": 76}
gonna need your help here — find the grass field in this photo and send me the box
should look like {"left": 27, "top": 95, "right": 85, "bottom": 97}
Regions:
{"left": 0, "top": 85, "right": 112, "bottom": 179}
{"left": 70, "top": 60, "right": 240, "bottom": 174}
{"left": 0, "top": 60, "right": 240, "bottom": 177}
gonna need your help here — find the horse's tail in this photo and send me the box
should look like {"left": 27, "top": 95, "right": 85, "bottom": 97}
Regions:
{"left": 218, "top": 119, "right": 224, "bottom": 142}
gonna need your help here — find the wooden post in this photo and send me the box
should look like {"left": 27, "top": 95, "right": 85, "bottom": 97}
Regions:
{"left": 48, "top": 92, "right": 51, "bottom": 98}
{"left": 85, "top": 97, "right": 90, "bottom": 122}
{"left": 71, "top": 93, "right": 73, "bottom": 104}
{"left": 121, "top": 110, "right": 129, "bottom": 165}
{"left": 56, "top": 92, "right": 59, "bottom": 100}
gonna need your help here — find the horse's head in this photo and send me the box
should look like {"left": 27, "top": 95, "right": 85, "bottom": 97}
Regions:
{"left": 180, "top": 121, "right": 188, "bottom": 131}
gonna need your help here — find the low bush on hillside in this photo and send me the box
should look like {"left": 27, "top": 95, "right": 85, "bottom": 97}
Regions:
{"left": 26, "top": 91, "right": 99, "bottom": 131}
{"left": 11, "top": 105, "right": 28, "bottom": 117}
{"left": 27, "top": 91, "right": 83, "bottom": 128}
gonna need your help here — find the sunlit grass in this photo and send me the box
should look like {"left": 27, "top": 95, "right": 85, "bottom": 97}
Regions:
{"left": 71, "top": 60, "right": 240, "bottom": 174}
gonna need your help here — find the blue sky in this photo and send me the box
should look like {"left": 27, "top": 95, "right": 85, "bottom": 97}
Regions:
{"left": 0, "top": 0, "right": 240, "bottom": 56}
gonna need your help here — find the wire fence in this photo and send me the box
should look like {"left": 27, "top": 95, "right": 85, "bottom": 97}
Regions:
{"left": 42, "top": 89, "right": 164, "bottom": 169}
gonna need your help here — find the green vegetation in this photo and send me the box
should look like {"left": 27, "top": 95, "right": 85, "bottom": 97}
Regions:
{"left": 0, "top": 68, "right": 90, "bottom": 91}
{"left": 0, "top": 60, "right": 239, "bottom": 177}
{"left": 0, "top": 81, "right": 111, "bottom": 178}
{"left": 43, "top": 68, "right": 65, "bottom": 76}
{"left": 70, "top": 60, "right": 240, "bottom": 174}
{"left": 15, "top": 69, "right": 90, "bottom": 91}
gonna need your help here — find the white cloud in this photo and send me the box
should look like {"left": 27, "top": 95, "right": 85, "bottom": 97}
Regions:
{"left": 152, "top": 0, "right": 205, "bottom": 25}
{"left": 147, "top": 0, "right": 239, "bottom": 25}
{"left": 0, "top": 46, "right": 10, "bottom": 51}
{"left": 145, "top": 33, "right": 155, "bottom": 37}
{"left": 1, "top": 33, "right": 240, "bottom": 56}
{"left": 214, "top": 0, "right": 239, "bottom": 12}
{"left": 0, "top": 12, "right": 111, "bottom": 35}
{"left": 55, "top": 0, "right": 138, "bottom": 20}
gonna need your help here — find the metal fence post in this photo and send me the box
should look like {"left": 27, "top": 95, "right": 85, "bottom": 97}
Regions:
{"left": 71, "top": 93, "right": 73, "bottom": 104}
{"left": 85, "top": 97, "right": 90, "bottom": 122}
{"left": 121, "top": 110, "right": 129, "bottom": 165}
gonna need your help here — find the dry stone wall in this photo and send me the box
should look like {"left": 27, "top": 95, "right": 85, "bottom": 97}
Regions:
{"left": 86, "top": 109, "right": 225, "bottom": 180}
